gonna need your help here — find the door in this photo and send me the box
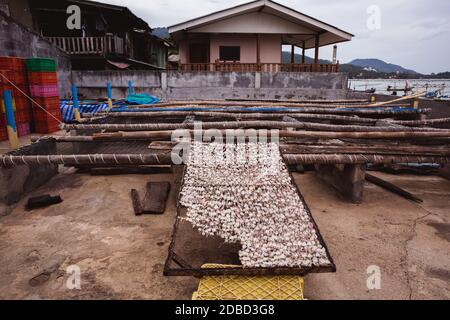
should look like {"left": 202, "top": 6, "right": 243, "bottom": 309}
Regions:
{"left": 189, "top": 43, "right": 209, "bottom": 64}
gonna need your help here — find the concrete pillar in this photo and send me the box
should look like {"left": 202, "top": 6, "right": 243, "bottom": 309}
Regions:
{"left": 332, "top": 45, "right": 338, "bottom": 64}
{"left": 255, "top": 72, "right": 261, "bottom": 89}
{"left": 161, "top": 72, "right": 168, "bottom": 91}
{"left": 315, "top": 164, "right": 366, "bottom": 203}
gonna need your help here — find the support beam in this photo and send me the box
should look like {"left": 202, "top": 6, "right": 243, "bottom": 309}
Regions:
{"left": 315, "top": 164, "right": 366, "bottom": 203}
{"left": 256, "top": 34, "right": 261, "bottom": 70}
{"left": 302, "top": 41, "right": 306, "bottom": 64}
{"left": 291, "top": 44, "right": 295, "bottom": 64}
{"left": 314, "top": 35, "right": 320, "bottom": 64}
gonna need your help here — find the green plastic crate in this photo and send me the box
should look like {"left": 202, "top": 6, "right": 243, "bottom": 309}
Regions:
{"left": 26, "top": 58, "right": 56, "bottom": 72}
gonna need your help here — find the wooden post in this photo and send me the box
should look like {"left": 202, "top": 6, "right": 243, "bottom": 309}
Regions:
{"left": 107, "top": 81, "right": 112, "bottom": 100}
{"left": 314, "top": 34, "right": 320, "bottom": 64}
{"left": 302, "top": 41, "right": 306, "bottom": 64}
{"left": 291, "top": 44, "right": 295, "bottom": 64}
{"left": 128, "top": 80, "right": 133, "bottom": 96}
{"left": 107, "top": 81, "right": 113, "bottom": 110}
{"left": 72, "top": 84, "right": 81, "bottom": 121}
{"left": 256, "top": 34, "right": 261, "bottom": 71}
{"left": 3, "top": 90, "right": 20, "bottom": 150}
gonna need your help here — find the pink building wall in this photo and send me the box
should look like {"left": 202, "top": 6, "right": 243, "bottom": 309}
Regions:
{"left": 210, "top": 34, "right": 281, "bottom": 63}
{"left": 178, "top": 34, "right": 282, "bottom": 64}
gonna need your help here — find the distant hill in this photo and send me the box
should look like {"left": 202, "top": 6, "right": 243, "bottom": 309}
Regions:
{"left": 281, "top": 52, "right": 330, "bottom": 65}
{"left": 151, "top": 27, "right": 170, "bottom": 39}
{"left": 349, "top": 58, "right": 418, "bottom": 74}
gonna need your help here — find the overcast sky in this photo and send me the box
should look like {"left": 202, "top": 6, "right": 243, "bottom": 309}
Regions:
{"left": 102, "top": 0, "right": 449, "bottom": 74}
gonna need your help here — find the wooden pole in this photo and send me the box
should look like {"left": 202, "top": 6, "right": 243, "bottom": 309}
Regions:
{"left": 390, "top": 117, "right": 450, "bottom": 127}
{"left": 92, "top": 129, "right": 450, "bottom": 140}
{"left": 3, "top": 90, "right": 20, "bottom": 150}
{"left": 291, "top": 44, "right": 295, "bottom": 64}
{"left": 0, "top": 154, "right": 173, "bottom": 168}
{"left": 92, "top": 111, "right": 380, "bottom": 124}
{"left": 72, "top": 84, "right": 81, "bottom": 121}
{"left": 314, "top": 35, "right": 320, "bottom": 64}
{"left": 0, "top": 153, "right": 447, "bottom": 168}
{"left": 302, "top": 41, "right": 306, "bottom": 64}
{"left": 283, "top": 154, "right": 449, "bottom": 165}
{"left": 128, "top": 80, "right": 133, "bottom": 96}
{"left": 256, "top": 34, "right": 261, "bottom": 71}
{"left": 107, "top": 81, "right": 113, "bottom": 110}
{"left": 63, "top": 121, "right": 447, "bottom": 133}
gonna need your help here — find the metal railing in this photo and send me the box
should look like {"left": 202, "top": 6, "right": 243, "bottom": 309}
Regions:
{"left": 45, "top": 36, "right": 125, "bottom": 56}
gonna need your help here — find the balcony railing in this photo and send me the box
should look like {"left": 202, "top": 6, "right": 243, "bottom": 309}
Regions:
{"left": 175, "top": 62, "right": 340, "bottom": 72}
{"left": 45, "top": 36, "right": 125, "bottom": 56}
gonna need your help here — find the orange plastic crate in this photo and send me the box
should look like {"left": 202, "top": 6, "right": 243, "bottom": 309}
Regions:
{"left": 0, "top": 57, "right": 26, "bottom": 71}
{"left": 17, "top": 122, "right": 31, "bottom": 137}
{"left": 0, "top": 70, "right": 27, "bottom": 85}
{"left": 0, "top": 126, "right": 7, "bottom": 141}
{"left": 28, "top": 72, "right": 58, "bottom": 85}
{"left": 30, "top": 96, "right": 60, "bottom": 110}
{"left": 15, "top": 110, "right": 32, "bottom": 123}
{"left": 14, "top": 96, "right": 31, "bottom": 112}
{"left": 33, "top": 108, "right": 61, "bottom": 122}
{"left": 34, "top": 120, "right": 60, "bottom": 134}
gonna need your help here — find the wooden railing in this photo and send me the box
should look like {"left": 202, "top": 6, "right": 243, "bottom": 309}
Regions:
{"left": 176, "top": 62, "right": 339, "bottom": 73}
{"left": 45, "top": 36, "right": 125, "bottom": 56}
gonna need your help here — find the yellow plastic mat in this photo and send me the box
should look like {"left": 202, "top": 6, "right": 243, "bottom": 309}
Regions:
{"left": 192, "top": 264, "right": 305, "bottom": 300}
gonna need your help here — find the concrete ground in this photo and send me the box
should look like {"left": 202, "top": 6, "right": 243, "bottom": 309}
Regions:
{"left": 0, "top": 169, "right": 448, "bottom": 300}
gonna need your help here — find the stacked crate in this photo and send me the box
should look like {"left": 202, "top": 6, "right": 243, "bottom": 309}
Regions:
{"left": 26, "top": 58, "right": 61, "bottom": 134}
{"left": 0, "top": 57, "right": 32, "bottom": 140}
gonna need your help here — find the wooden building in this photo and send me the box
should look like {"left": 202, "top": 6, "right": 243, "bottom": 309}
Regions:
{"left": 169, "top": 0, "right": 353, "bottom": 72}
{"left": 1, "top": 0, "right": 170, "bottom": 70}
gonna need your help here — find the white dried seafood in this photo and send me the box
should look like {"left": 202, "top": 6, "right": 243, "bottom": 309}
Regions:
{"left": 180, "top": 142, "right": 331, "bottom": 268}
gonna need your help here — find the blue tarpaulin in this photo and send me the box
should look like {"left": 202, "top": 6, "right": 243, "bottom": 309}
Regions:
{"left": 125, "top": 94, "right": 160, "bottom": 105}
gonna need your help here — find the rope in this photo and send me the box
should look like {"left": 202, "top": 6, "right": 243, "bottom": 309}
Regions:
{"left": 0, "top": 71, "right": 63, "bottom": 124}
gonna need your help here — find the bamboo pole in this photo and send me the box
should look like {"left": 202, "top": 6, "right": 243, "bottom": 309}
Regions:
{"left": 283, "top": 154, "right": 449, "bottom": 165}
{"left": 280, "top": 144, "right": 450, "bottom": 156}
{"left": 92, "top": 130, "right": 450, "bottom": 140}
{"left": 390, "top": 117, "right": 450, "bottom": 127}
{"left": 127, "top": 102, "right": 411, "bottom": 110}
{"left": 367, "top": 91, "right": 426, "bottom": 107}
{"left": 31, "top": 136, "right": 450, "bottom": 157}
{"left": 85, "top": 107, "right": 429, "bottom": 116}
{"left": 63, "top": 121, "right": 447, "bottom": 132}
{"left": 91, "top": 111, "right": 379, "bottom": 124}
{"left": 1, "top": 153, "right": 447, "bottom": 168}
{"left": 0, "top": 154, "right": 173, "bottom": 168}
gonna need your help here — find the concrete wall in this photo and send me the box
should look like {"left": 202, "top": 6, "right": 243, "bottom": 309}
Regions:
{"left": 72, "top": 70, "right": 349, "bottom": 100}
{"left": 0, "top": 138, "right": 58, "bottom": 206}
{"left": 0, "top": 10, "right": 72, "bottom": 98}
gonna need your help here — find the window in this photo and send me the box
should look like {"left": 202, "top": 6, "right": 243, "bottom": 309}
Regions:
{"left": 0, "top": 4, "right": 10, "bottom": 16}
{"left": 219, "top": 46, "right": 240, "bottom": 61}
